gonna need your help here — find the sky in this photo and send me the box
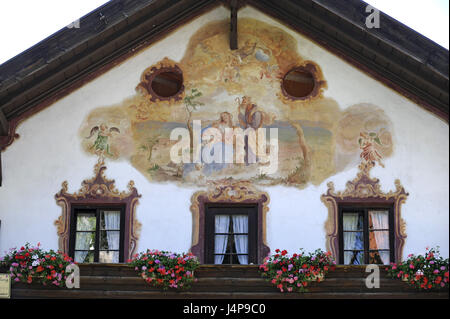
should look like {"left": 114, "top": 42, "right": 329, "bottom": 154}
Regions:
{"left": 0, "top": 0, "right": 448, "bottom": 65}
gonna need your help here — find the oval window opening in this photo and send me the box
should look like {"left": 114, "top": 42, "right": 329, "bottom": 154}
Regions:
{"left": 283, "top": 69, "right": 315, "bottom": 98}
{"left": 151, "top": 71, "right": 183, "bottom": 98}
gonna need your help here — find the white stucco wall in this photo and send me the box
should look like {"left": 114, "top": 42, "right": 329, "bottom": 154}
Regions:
{"left": 0, "top": 6, "right": 448, "bottom": 259}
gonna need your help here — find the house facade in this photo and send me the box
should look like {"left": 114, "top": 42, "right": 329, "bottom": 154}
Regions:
{"left": 0, "top": 0, "right": 448, "bottom": 275}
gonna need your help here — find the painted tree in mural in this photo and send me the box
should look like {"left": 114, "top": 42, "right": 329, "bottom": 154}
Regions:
{"left": 139, "top": 135, "right": 161, "bottom": 162}
{"left": 184, "top": 88, "right": 204, "bottom": 152}
{"left": 287, "top": 121, "right": 311, "bottom": 184}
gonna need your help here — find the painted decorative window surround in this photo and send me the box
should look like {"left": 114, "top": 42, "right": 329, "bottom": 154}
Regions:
{"left": 136, "top": 57, "right": 185, "bottom": 103}
{"left": 190, "top": 180, "right": 270, "bottom": 264}
{"left": 321, "top": 161, "right": 408, "bottom": 264}
{"left": 55, "top": 159, "right": 141, "bottom": 262}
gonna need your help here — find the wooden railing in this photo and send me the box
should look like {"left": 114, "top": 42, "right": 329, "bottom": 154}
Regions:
{"left": 4, "top": 264, "right": 449, "bottom": 299}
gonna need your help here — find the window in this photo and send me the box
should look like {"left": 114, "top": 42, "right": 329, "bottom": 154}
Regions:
{"left": 70, "top": 206, "right": 125, "bottom": 263}
{"left": 282, "top": 68, "right": 315, "bottom": 98}
{"left": 205, "top": 205, "right": 257, "bottom": 265}
{"left": 150, "top": 71, "right": 183, "bottom": 98}
{"left": 339, "top": 206, "right": 394, "bottom": 265}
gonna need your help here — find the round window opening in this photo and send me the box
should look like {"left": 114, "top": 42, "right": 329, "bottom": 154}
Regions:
{"left": 282, "top": 68, "right": 315, "bottom": 98}
{"left": 150, "top": 71, "right": 183, "bottom": 98}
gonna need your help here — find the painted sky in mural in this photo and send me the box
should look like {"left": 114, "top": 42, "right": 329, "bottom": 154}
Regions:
{"left": 80, "top": 18, "right": 394, "bottom": 188}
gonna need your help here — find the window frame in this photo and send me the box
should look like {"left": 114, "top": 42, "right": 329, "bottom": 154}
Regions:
{"left": 338, "top": 204, "right": 395, "bottom": 265}
{"left": 204, "top": 204, "right": 258, "bottom": 265}
{"left": 69, "top": 204, "right": 126, "bottom": 263}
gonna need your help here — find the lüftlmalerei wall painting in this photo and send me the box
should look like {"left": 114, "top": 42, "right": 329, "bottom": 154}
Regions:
{"left": 80, "top": 18, "right": 394, "bottom": 188}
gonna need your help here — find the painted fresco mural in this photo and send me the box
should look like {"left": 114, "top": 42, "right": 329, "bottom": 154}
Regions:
{"left": 80, "top": 18, "right": 394, "bottom": 188}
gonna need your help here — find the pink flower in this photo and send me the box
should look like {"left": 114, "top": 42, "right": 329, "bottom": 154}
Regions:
{"left": 409, "top": 264, "right": 415, "bottom": 269}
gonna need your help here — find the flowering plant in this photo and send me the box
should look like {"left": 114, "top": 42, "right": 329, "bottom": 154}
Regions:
{"left": 128, "top": 250, "right": 200, "bottom": 290}
{"left": 385, "top": 247, "right": 449, "bottom": 290}
{"left": 0, "top": 243, "right": 75, "bottom": 287}
{"left": 259, "top": 248, "right": 336, "bottom": 292}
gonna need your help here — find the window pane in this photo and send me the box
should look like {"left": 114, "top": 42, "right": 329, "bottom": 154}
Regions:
{"left": 75, "top": 251, "right": 94, "bottom": 263}
{"left": 369, "top": 230, "right": 390, "bottom": 250}
{"left": 100, "top": 211, "right": 121, "bottom": 230}
{"left": 214, "top": 235, "right": 229, "bottom": 254}
{"left": 99, "top": 251, "right": 119, "bottom": 263}
{"left": 234, "top": 235, "right": 248, "bottom": 255}
{"left": 75, "top": 232, "right": 95, "bottom": 250}
{"left": 369, "top": 250, "right": 390, "bottom": 265}
{"left": 232, "top": 215, "right": 248, "bottom": 233}
{"left": 344, "top": 251, "right": 364, "bottom": 265}
{"left": 100, "top": 230, "right": 120, "bottom": 250}
{"left": 76, "top": 214, "right": 96, "bottom": 231}
{"left": 215, "top": 215, "right": 230, "bottom": 233}
{"left": 343, "top": 231, "right": 364, "bottom": 250}
{"left": 369, "top": 210, "right": 389, "bottom": 230}
{"left": 343, "top": 213, "right": 363, "bottom": 231}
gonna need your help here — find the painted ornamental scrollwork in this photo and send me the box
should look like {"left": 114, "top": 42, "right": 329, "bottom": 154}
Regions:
{"left": 190, "top": 179, "right": 270, "bottom": 263}
{"left": 55, "top": 158, "right": 142, "bottom": 260}
{"left": 321, "top": 160, "right": 409, "bottom": 264}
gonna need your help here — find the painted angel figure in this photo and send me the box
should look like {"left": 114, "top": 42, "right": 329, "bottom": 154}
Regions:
{"left": 85, "top": 123, "right": 120, "bottom": 157}
{"left": 358, "top": 131, "right": 384, "bottom": 168}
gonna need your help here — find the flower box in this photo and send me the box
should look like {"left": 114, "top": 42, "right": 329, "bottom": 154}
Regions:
{"left": 128, "top": 249, "right": 200, "bottom": 290}
{"left": 259, "top": 248, "right": 336, "bottom": 293}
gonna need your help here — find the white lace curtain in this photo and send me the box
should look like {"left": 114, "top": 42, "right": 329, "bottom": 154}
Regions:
{"left": 214, "top": 215, "right": 230, "bottom": 264}
{"left": 233, "top": 215, "right": 249, "bottom": 265}
{"left": 102, "top": 211, "right": 121, "bottom": 263}
{"left": 369, "top": 210, "right": 390, "bottom": 265}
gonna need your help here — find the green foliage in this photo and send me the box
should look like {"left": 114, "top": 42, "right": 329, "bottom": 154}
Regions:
{"left": 184, "top": 88, "right": 204, "bottom": 111}
{"left": 147, "top": 164, "right": 160, "bottom": 172}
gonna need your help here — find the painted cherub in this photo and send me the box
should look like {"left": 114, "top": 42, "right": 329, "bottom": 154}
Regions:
{"left": 358, "top": 131, "right": 384, "bottom": 168}
{"left": 85, "top": 123, "right": 120, "bottom": 157}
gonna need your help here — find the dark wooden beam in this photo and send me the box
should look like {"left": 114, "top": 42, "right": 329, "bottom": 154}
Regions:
{"left": 0, "top": 110, "right": 8, "bottom": 136}
{"left": 0, "top": 151, "right": 2, "bottom": 187}
{"left": 230, "top": 0, "right": 238, "bottom": 50}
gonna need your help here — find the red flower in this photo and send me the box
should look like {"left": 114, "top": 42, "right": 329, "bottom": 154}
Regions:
{"left": 281, "top": 250, "right": 288, "bottom": 256}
